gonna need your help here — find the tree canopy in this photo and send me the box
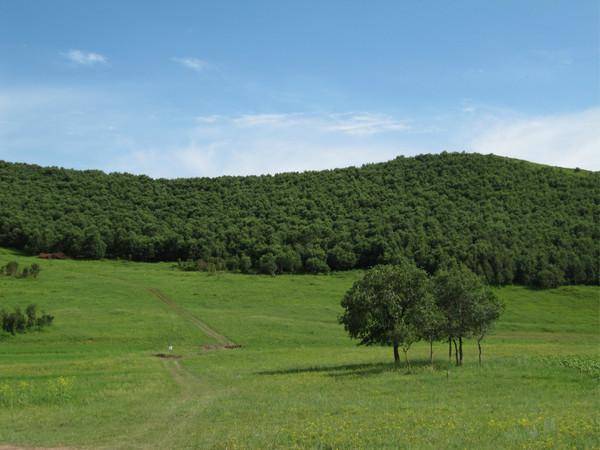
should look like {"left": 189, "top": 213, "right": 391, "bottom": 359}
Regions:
{"left": 432, "top": 265, "right": 504, "bottom": 366}
{"left": 339, "top": 263, "right": 505, "bottom": 367}
{"left": 339, "top": 263, "right": 431, "bottom": 367}
{"left": 0, "top": 152, "right": 597, "bottom": 286}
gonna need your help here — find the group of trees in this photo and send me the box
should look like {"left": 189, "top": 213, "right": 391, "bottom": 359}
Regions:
{"left": 339, "top": 263, "right": 504, "bottom": 369}
{"left": 0, "top": 153, "right": 597, "bottom": 286}
{"left": 1, "top": 303, "right": 54, "bottom": 335}
{"left": 0, "top": 261, "right": 41, "bottom": 278}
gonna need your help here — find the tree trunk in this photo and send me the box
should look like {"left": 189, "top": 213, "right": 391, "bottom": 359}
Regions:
{"left": 430, "top": 339, "right": 434, "bottom": 369}
{"left": 394, "top": 344, "right": 400, "bottom": 363}
{"left": 459, "top": 336, "right": 463, "bottom": 366}
{"left": 453, "top": 339, "right": 459, "bottom": 366}
{"left": 448, "top": 337, "right": 452, "bottom": 360}
{"left": 478, "top": 339, "right": 482, "bottom": 365}
{"left": 403, "top": 348, "right": 411, "bottom": 373}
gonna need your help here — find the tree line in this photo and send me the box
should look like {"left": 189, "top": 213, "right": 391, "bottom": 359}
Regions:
{"left": 339, "top": 263, "right": 504, "bottom": 369}
{"left": 0, "top": 152, "right": 597, "bottom": 286}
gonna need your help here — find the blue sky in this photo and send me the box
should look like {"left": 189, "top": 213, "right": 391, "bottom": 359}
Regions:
{"left": 1, "top": 1, "right": 598, "bottom": 178}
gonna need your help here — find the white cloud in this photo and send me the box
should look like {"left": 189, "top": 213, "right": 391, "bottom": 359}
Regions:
{"left": 7, "top": 82, "right": 595, "bottom": 179}
{"left": 61, "top": 50, "right": 109, "bottom": 67}
{"left": 164, "top": 112, "right": 415, "bottom": 177}
{"left": 0, "top": 85, "right": 418, "bottom": 178}
{"left": 234, "top": 113, "right": 299, "bottom": 128}
{"left": 327, "top": 113, "right": 410, "bottom": 135}
{"left": 171, "top": 57, "right": 209, "bottom": 72}
{"left": 168, "top": 138, "right": 406, "bottom": 178}
{"left": 230, "top": 112, "right": 409, "bottom": 135}
{"left": 467, "top": 107, "right": 600, "bottom": 171}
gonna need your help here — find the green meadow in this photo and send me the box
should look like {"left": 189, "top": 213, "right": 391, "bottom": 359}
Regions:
{"left": 0, "top": 248, "right": 598, "bottom": 449}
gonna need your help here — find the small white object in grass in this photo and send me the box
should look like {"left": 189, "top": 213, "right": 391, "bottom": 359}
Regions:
{"left": 168, "top": 346, "right": 173, "bottom": 351}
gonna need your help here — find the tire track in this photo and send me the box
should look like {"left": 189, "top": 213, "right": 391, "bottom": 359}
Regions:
{"left": 161, "top": 358, "right": 197, "bottom": 396}
{"left": 145, "top": 287, "right": 235, "bottom": 347}
{"left": 107, "top": 274, "right": 236, "bottom": 347}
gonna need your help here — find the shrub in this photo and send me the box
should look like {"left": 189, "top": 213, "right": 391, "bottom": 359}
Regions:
{"left": 239, "top": 255, "right": 252, "bottom": 274}
{"left": 1, "top": 304, "right": 53, "bottom": 335}
{"left": 259, "top": 253, "right": 277, "bottom": 276}
{"left": 5, "top": 261, "right": 19, "bottom": 276}
{"left": 304, "top": 257, "right": 330, "bottom": 274}
{"left": 25, "top": 303, "right": 37, "bottom": 329}
{"left": 13, "top": 307, "right": 27, "bottom": 333}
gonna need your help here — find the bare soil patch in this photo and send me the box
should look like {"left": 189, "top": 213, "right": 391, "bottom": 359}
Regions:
{"left": 202, "top": 344, "right": 243, "bottom": 350}
{"left": 155, "top": 354, "right": 182, "bottom": 359}
{"left": 38, "top": 252, "right": 69, "bottom": 260}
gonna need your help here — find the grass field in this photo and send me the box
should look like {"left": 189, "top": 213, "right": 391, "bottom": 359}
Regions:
{"left": 0, "top": 248, "right": 598, "bottom": 449}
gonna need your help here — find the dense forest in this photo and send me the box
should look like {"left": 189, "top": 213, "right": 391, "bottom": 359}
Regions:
{"left": 0, "top": 153, "right": 597, "bottom": 287}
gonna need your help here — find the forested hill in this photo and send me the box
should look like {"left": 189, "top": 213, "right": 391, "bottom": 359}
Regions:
{"left": 1, "top": 152, "right": 598, "bottom": 286}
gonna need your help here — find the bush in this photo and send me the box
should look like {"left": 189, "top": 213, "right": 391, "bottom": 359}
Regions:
{"left": 304, "top": 257, "right": 330, "bottom": 274}
{"left": 13, "top": 307, "right": 26, "bottom": 333}
{"left": 226, "top": 255, "right": 240, "bottom": 271}
{"left": 1, "top": 304, "right": 53, "bottom": 335}
{"left": 535, "top": 265, "right": 564, "bottom": 289}
{"left": 259, "top": 253, "right": 277, "bottom": 276}
{"left": 30, "top": 263, "right": 40, "bottom": 277}
{"left": 5, "top": 261, "right": 19, "bottom": 276}
{"left": 0, "top": 261, "right": 41, "bottom": 278}
{"left": 25, "top": 303, "right": 37, "bottom": 329}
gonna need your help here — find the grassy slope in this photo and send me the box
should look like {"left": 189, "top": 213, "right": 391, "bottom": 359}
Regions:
{"left": 0, "top": 249, "right": 598, "bottom": 449}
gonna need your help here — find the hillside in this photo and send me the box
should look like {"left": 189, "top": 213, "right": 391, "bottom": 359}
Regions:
{"left": 0, "top": 251, "right": 598, "bottom": 448}
{"left": 0, "top": 152, "right": 598, "bottom": 286}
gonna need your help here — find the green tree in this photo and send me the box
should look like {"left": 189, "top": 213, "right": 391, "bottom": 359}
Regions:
{"left": 327, "top": 244, "right": 357, "bottom": 271}
{"left": 304, "top": 257, "right": 330, "bottom": 274}
{"left": 225, "top": 254, "right": 240, "bottom": 271}
{"left": 339, "top": 263, "right": 430, "bottom": 367}
{"left": 414, "top": 295, "right": 445, "bottom": 369}
{"left": 472, "top": 290, "right": 505, "bottom": 364}
{"left": 433, "top": 265, "right": 501, "bottom": 366}
{"left": 259, "top": 253, "right": 277, "bottom": 276}
{"left": 81, "top": 228, "right": 107, "bottom": 260}
{"left": 276, "top": 249, "right": 302, "bottom": 274}
{"left": 239, "top": 254, "right": 252, "bottom": 274}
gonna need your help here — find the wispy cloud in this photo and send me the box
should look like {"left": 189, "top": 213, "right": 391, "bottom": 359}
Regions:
{"left": 535, "top": 49, "right": 573, "bottom": 68}
{"left": 171, "top": 57, "right": 209, "bottom": 72}
{"left": 4, "top": 82, "right": 596, "bottom": 179}
{"left": 227, "top": 112, "right": 409, "bottom": 135}
{"left": 467, "top": 107, "right": 600, "bottom": 170}
{"left": 163, "top": 112, "right": 415, "bottom": 176}
{"left": 327, "top": 113, "right": 410, "bottom": 135}
{"left": 61, "top": 49, "right": 109, "bottom": 67}
{"left": 233, "top": 113, "right": 306, "bottom": 129}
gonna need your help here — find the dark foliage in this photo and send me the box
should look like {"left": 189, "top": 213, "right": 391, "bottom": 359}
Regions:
{"left": 0, "top": 261, "right": 41, "bottom": 278}
{"left": 0, "top": 303, "right": 53, "bottom": 335}
{"left": 0, "top": 153, "right": 597, "bottom": 286}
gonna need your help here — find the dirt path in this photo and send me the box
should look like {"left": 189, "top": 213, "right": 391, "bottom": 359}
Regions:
{"left": 106, "top": 274, "right": 236, "bottom": 347}
{"left": 161, "top": 358, "right": 197, "bottom": 397}
{"left": 145, "top": 287, "right": 235, "bottom": 347}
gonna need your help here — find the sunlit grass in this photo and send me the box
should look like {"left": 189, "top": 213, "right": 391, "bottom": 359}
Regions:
{"left": 0, "top": 248, "right": 598, "bottom": 448}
